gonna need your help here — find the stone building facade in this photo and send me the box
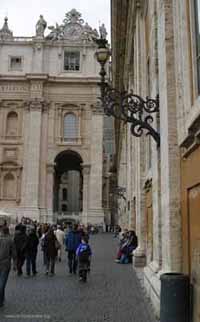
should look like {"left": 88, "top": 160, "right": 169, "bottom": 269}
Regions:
{"left": 111, "top": 0, "right": 200, "bottom": 320}
{"left": 0, "top": 9, "right": 106, "bottom": 226}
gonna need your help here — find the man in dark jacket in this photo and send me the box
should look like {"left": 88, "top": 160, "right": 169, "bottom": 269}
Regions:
{"left": 0, "top": 226, "right": 16, "bottom": 307}
{"left": 26, "top": 228, "right": 39, "bottom": 276}
{"left": 65, "top": 224, "right": 81, "bottom": 274}
{"left": 14, "top": 224, "right": 27, "bottom": 276}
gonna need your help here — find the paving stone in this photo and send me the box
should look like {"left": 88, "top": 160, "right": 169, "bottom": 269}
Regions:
{"left": 0, "top": 234, "right": 156, "bottom": 322}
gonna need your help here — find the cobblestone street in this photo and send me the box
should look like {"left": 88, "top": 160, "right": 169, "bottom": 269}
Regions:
{"left": 0, "top": 234, "right": 156, "bottom": 322}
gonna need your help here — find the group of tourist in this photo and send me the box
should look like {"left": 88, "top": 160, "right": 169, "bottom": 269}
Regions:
{"left": 0, "top": 221, "right": 92, "bottom": 307}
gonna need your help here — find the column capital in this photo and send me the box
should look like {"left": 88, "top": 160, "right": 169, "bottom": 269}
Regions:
{"left": 24, "top": 98, "right": 50, "bottom": 112}
{"left": 81, "top": 164, "right": 91, "bottom": 175}
{"left": 47, "top": 163, "right": 55, "bottom": 173}
{"left": 91, "top": 102, "right": 104, "bottom": 115}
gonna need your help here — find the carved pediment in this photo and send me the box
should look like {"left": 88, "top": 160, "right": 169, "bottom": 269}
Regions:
{"left": 46, "top": 9, "right": 99, "bottom": 43}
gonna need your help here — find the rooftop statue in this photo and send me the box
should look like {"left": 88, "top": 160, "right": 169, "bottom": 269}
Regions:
{"left": 99, "top": 23, "right": 107, "bottom": 39}
{"left": 47, "top": 23, "right": 64, "bottom": 40}
{"left": 36, "top": 15, "right": 47, "bottom": 38}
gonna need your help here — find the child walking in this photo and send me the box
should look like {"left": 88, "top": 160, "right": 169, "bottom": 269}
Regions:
{"left": 76, "top": 235, "right": 92, "bottom": 282}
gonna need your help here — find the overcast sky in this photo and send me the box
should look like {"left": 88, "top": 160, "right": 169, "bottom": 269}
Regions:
{"left": 0, "top": 0, "right": 110, "bottom": 39}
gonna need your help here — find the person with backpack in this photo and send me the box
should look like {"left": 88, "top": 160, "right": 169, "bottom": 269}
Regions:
{"left": 76, "top": 235, "right": 92, "bottom": 282}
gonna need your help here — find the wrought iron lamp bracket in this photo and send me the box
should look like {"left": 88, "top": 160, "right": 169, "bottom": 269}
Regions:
{"left": 99, "top": 83, "right": 160, "bottom": 146}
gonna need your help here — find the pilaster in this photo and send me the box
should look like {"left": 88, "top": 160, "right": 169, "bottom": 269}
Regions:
{"left": 21, "top": 98, "right": 48, "bottom": 221}
{"left": 81, "top": 164, "right": 90, "bottom": 224}
{"left": 157, "top": 0, "right": 181, "bottom": 271}
{"left": 88, "top": 104, "right": 104, "bottom": 224}
{"left": 45, "top": 163, "right": 54, "bottom": 223}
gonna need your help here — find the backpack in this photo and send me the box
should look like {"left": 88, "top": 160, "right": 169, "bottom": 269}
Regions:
{"left": 79, "top": 246, "right": 90, "bottom": 262}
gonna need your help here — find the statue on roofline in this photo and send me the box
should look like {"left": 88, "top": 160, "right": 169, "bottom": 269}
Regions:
{"left": 36, "top": 15, "right": 47, "bottom": 37}
{"left": 99, "top": 23, "right": 107, "bottom": 39}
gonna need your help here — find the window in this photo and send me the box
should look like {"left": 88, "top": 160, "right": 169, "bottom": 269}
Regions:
{"left": 3, "top": 173, "right": 16, "bottom": 199}
{"left": 63, "top": 188, "right": 67, "bottom": 201}
{"left": 63, "top": 113, "right": 78, "bottom": 141}
{"left": 62, "top": 204, "right": 67, "bottom": 212}
{"left": 64, "top": 52, "right": 80, "bottom": 71}
{"left": 194, "top": 0, "right": 200, "bottom": 92}
{"left": 6, "top": 111, "right": 18, "bottom": 137}
{"left": 10, "top": 56, "right": 22, "bottom": 71}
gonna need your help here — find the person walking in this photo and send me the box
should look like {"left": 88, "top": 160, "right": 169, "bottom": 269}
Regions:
{"left": 14, "top": 224, "right": 27, "bottom": 276}
{"left": 26, "top": 228, "right": 39, "bottom": 276}
{"left": 65, "top": 224, "right": 81, "bottom": 275}
{"left": 55, "top": 225, "right": 64, "bottom": 262}
{"left": 0, "top": 226, "right": 16, "bottom": 307}
{"left": 76, "top": 235, "right": 92, "bottom": 282}
{"left": 43, "top": 228, "right": 58, "bottom": 276}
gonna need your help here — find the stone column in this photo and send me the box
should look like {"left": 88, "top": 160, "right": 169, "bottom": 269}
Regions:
{"left": 45, "top": 163, "right": 54, "bottom": 223}
{"left": 21, "top": 99, "right": 47, "bottom": 221}
{"left": 81, "top": 164, "right": 90, "bottom": 225}
{"left": 157, "top": 0, "right": 181, "bottom": 272}
{"left": 39, "top": 104, "right": 49, "bottom": 221}
{"left": 88, "top": 104, "right": 104, "bottom": 225}
{"left": 133, "top": 137, "right": 147, "bottom": 267}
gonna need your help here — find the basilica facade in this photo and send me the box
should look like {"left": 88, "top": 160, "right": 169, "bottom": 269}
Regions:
{"left": 0, "top": 9, "right": 106, "bottom": 225}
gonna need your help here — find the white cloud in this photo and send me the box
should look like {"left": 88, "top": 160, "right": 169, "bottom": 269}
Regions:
{"left": 0, "top": 0, "right": 110, "bottom": 39}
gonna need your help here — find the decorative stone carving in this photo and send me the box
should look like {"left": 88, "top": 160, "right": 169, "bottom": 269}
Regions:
{"left": 47, "top": 23, "right": 64, "bottom": 41}
{"left": 35, "top": 15, "right": 47, "bottom": 38}
{"left": 46, "top": 9, "right": 99, "bottom": 42}
{"left": 0, "top": 17, "right": 13, "bottom": 40}
{"left": 82, "top": 164, "right": 91, "bottom": 176}
{"left": 47, "top": 163, "right": 55, "bottom": 174}
{"left": 91, "top": 102, "right": 104, "bottom": 114}
{"left": 64, "top": 9, "right": 84, "bottom": 25}
{"left": 24, "top": 98, "right": 49, "bottom": 112}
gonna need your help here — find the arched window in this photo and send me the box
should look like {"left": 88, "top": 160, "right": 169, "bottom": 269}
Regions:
{"left": 6, "top": 111, "right": 18, "bottom": 137}
{"left": 63, "top": 113, "right": 78, "bottom": 141}
{"left": 63, "top": 188, "right": 67, "bottom": 201}
{"left": 62, "top": 204, "right": 67, "bottom": 212}
{"left": 3, "top": 173, "right": 16, "bottom": 199}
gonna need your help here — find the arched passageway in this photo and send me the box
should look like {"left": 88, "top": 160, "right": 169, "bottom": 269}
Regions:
{"left": 54, "top": 150, "right": 83, "bottom": 216}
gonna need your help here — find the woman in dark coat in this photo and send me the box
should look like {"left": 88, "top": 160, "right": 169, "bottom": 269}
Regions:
{"left": 43, "top": 228, "right": 58, "bottom": 276}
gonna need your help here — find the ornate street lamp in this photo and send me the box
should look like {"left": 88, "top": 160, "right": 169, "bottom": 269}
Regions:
{"left": 94, "top": 36, "right": 160, "bottom": 146}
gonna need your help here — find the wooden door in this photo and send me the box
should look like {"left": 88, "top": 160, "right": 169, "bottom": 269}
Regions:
{"left": 181, "top": 147, "right": 200, "bottom": 322}
{"left": 188, "top": 185, "right": 200, "bottom": 322}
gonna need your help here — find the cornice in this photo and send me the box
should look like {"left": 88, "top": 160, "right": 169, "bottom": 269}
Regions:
{"left": 0, "top": 75, "right": 100, "bottom": 84}
{"left": 25, "top": 73, "right": 49, "bottom": 81}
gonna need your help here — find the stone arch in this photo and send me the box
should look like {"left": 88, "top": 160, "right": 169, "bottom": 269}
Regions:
{"left": 6, "top": 111, "right": 18, "bottom": 137}
{"left": 54, "top": 150, "right": 83, "bottom": 215}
